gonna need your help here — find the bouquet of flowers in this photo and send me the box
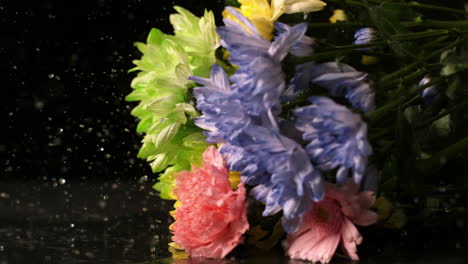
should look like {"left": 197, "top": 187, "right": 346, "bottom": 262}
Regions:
{"left": 127, "top": 0, "right": 468, "bottom": 262}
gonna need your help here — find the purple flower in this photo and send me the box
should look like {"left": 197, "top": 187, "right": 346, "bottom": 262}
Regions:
{"left": 354, "top": 28, "right": 378, "bottom": 48}
{"left": 418, "top": 75, "right": 440, "bottom": 106}
{"left": 285, "top": 62, "right": 375, "bottom": 113}
{"left": 192, "top": 66, "right": 325, "bottom": 233}
{"left": 192, "top": 9, "right": 326, "bottom": 233}
{"left": 190, "top": 65, "right": 250, "bottom": 144}
{"left": 221, "top": 122, "right": 324, "bottom": 233}
{"left": 218, "top": 7, "right": 310, "bottom": 116}
{"left": 294, "top": 96, "right": 373, "bottom": 184}
{"left": 274, "top": 22, "right": 315, "bottom": 57}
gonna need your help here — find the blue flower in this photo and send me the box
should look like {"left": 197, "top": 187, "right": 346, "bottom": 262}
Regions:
{"left": 418, "top": 75, "right": 440, "bottom": 106}
{"left": 284, "top": 62, "right": 375, "bottom": 113}
{"left": 221, "top": 122, "right": 324, "bottom": 233}
{"left": 192, "top": 66, "right": 325, "bottom": 233}
{"left": 218, "top": 7, "right": 310, "bottom": 116}
{"left": 274, "top": 22, "right": 315, "bottom": 57}
{"left": 354, "top": 27, "right": 378, "bottom": 48}
{"left": 190, "top": 65, "right": 251, "bottom": 144}
{"left": 294, "top": 96, "right": 373, "bottom": 184}
{"left": 192, "top": 9, "right": 326, "bottom": 233}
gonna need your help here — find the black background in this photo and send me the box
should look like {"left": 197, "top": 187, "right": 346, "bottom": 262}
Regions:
{"left": 1, "top": 0, "right": 223, "bottom": 181}
{"left": 1, "top": 0, "right": 465, "bottom": 182}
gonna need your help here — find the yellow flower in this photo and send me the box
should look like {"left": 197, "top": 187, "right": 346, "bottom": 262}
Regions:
{"left": 223, "top": 0, "right": 275, "bottom": 39}
{"left": 223, "top": 0, "right": 327, "bottom": 40}
{"left": 229, "top": 171, "right": 242, "bottom": 189}
{"left": 361, "top": 55, "right": 379, "bottom": 65}
{"left": 273, "top": 0, "right": 327, "bottom": 20}
{"left": 329, "top": 9, "right": 347, "bottom": 23}
{"left": 169, "top": 242, "right": 189, "bottom": 260}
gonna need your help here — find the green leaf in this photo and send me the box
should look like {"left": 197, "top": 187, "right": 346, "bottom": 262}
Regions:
{"left": 440, "top": 48, "right": 468, "bottom": 76}
{"left": 225, "top": 0, "right": 241, "bottom": 8}
{"left": 432, "top": 114, "right": 451, "bottom": 137}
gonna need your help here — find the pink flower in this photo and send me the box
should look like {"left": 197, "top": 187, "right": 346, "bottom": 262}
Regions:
{"left": 171, "top": 146, "right": 249, "bottom": 258}
{"left": 285, "top": 180, "right": 377, "bottom": 263}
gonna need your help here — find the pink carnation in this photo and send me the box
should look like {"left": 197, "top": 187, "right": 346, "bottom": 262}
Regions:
{"left": 285, "top": 180, "right": 377, "bottom": 263}
{"left": 171, "top": 146, "right": 249, "bottom": 258}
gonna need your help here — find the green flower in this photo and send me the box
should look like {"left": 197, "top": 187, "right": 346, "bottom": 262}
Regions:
{"left": 127, "top": 7, "right": 219, "bottom": 199}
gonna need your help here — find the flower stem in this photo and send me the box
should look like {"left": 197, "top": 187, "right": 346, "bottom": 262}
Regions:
{"left": 289, "top": 49, "right": 357, "bottom": 64}
{"left": 307, "top": 20, "right": 468, "bottom": 29}
{"left": 404, "top": 20, "right": 468, "bottom": 29}
{"left": 325, "top": 0, "right": 369, "bottom": 8}
{"left": 323, "top": 41, "right": 387, "bottom": 50}
{"left": 415, "top": 100, "right": 468, "bottom": 129}
{"left": 378, "top": 37, "right": 466, "bottom": 85}
{"left": 417, "top": 136, "right": 468, "bottom": 174}
{"left": 391, "top": 30, "right": 450, "bottom": 41}
{"left": 367, "top": 80, "right": 440, "bottom": 122}
{"left": 367, "top": 0, "right": 468, "bottom": 15}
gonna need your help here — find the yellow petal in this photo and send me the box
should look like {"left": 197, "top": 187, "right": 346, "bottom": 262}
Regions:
{"left": 223, "top": 0, "right": 274, "bottom": 40}
{"left": 361, "top": 55, "right": 379, "bottom": 65}
{"left": 271, "top": 0, "right": 286, "bottom": 21}
{"left": 329, "top": 9, "right": 347, "bottom": 23}
{"left": 229, "top": 171, "right": 241, "bottom": 189}
{"left": 169, "top": 242, "right": 189, "bottom": 260}
{"left": 283, "top": 0, "right": 327, "bottom": 14}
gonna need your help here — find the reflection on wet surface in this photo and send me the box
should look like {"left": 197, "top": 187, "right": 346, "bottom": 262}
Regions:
{"left": 1, "top": 181, "right": 467, "bottom": 264}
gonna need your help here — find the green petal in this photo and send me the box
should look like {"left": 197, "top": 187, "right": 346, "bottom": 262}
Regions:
{"left": 127, "top": 6, "right": 219, "bottom": 200}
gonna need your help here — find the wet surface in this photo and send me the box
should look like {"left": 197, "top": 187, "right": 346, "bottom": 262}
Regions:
{"left": 1, "top": 180, "right": 468, "bottom": 264}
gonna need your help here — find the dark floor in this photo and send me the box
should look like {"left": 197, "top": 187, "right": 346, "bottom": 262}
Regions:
{"left": 1, "top": 180, "right": 467, "bottom": 264}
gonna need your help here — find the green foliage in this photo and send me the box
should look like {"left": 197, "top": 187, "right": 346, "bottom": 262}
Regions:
{"left": 368, "top": 2, "right": 418, "bottom": 59}
{"left": 440, "top": 47, "right": 468, "bottom": 76}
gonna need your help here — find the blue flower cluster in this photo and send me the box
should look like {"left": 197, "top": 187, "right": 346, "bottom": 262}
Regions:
{"left": 285, "top": 62, "right": 375, "bottom": 113}
{"left": 191, "top": 7, "right": 375, "bottom": 234}
{"left": 192, "top": 8, "right": 325, "bottom": 233}
{"left": 294, "top": 97, "right": 373, "bottom": 184}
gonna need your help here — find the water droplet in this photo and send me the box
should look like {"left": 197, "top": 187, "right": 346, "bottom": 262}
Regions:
{"left": 98, "top": 200, "right": 107, "bottom": 209}
{"left": 139, "top": 175, "right": 148, "bottom": 183}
